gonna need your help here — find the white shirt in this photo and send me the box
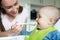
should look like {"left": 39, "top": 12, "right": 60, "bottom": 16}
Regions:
{"left": 1, "top": 8, "right": 28, "bottom": 31}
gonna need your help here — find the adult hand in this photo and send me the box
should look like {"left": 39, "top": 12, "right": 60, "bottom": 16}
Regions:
{"left": 11, "top": 22, "right": 22, "bottom": 35}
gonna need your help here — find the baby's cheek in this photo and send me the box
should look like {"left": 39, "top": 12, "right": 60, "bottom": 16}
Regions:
{"left": 39, "top": 19, "right": 44, "bottom": 23}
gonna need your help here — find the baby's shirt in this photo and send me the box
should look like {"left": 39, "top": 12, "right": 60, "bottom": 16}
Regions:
{"left": 25, "top": 26, "right": 56, "bottom": 40}
{"left": 43, "top": 30, "right": 60, "bottom": 40}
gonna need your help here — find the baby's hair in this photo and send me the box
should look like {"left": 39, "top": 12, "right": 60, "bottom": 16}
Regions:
{"left": 38, "top": 5, "right": 60, "bottom": 24}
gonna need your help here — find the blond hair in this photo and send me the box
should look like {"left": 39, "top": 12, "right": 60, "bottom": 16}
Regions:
{"left": 39, "top": 6, "right": 60, "bottom": 23}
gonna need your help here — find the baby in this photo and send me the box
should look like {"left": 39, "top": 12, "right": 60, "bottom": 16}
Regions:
{"left": 25, "top": 6, "right": 60, "bottom": 40}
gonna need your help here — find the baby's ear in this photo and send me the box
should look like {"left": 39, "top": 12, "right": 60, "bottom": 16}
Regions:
{"left": 49, "top": 18, "right": 55, "bottom": 25}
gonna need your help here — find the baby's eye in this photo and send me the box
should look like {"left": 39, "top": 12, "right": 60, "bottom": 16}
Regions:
{"left": 38, "top": 16, "right": 41, "bottom": 18}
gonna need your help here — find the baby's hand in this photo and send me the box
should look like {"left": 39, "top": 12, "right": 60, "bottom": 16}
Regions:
{"left": 11, "top": 22, "right": 22, "bottom": 35}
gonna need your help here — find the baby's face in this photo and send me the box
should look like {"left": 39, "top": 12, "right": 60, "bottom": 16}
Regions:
{"left": 36, "top": 6, "right": 59, "bottom": 30}
{"left": 36, "top": 12, "right": 50, "bottom": 30}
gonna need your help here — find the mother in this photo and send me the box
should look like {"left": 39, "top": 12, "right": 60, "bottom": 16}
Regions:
{"left": 0, "top": 0, "right": 29, "bottom": 37}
